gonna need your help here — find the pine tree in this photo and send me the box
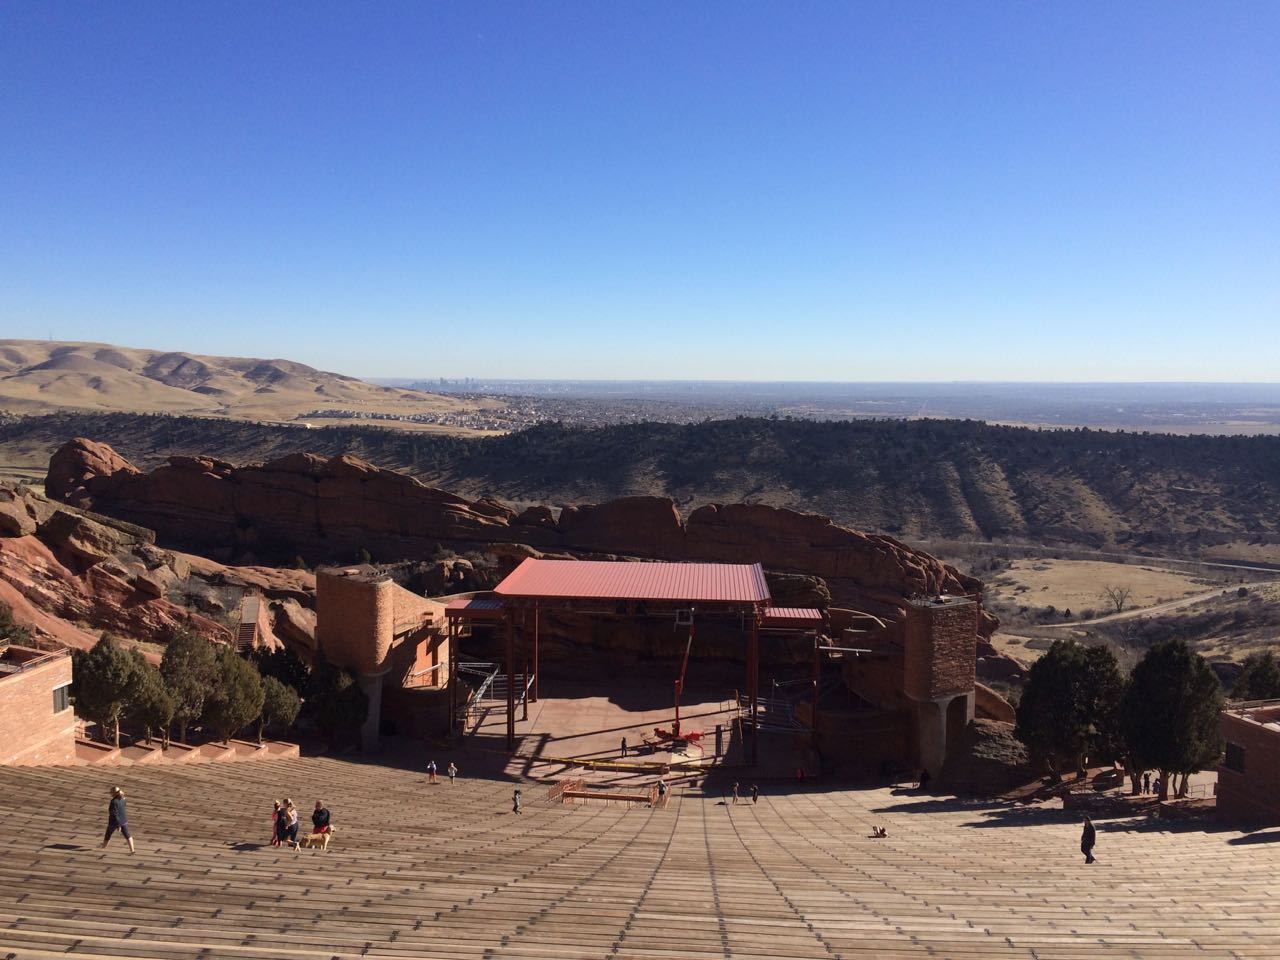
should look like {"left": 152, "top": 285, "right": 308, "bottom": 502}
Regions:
{"left": 258, "top": 675, "right": 302, "bottom": 743}
{"left": 1122, "top": 638, "right": 1224, "bottom": 800}
{"left": 203, "top": 648, "right": 265, "bottom": 744}
{"left": 160, "top": 628, "right": 218, "bottom": 743}
{"left": 1231, "top": 651, "right": 1280, "bottom": 702}
{"left": 304, "top": 652, "right": 369, "bottom": 749}
{"left": 1015, "top": 639, "right": 1124, "bottom": 781}
{"left": 71, "top": 633, "right": 139, "bottom": 746}
{"left": 127, "top": 652, "right": 176, "bottom": 747}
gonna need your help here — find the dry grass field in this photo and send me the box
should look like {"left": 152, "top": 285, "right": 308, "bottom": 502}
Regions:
{"left": 0, "top": 339, "right": 494, "bottom": 428}
{"left": 987, "top": 558, "right": 1220, "bottom": 617}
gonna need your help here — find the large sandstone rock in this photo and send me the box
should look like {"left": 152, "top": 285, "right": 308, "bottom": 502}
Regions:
{"left": 0, "top": 496, "right": 36, "bottom": 538}
{"left": 37, "top": 509, "right": 152, "bottom": 567}
{"left": 45, "top": 439, "right": 992, "bottom": 635}
{"left": 0, "top": 533, "right": 230, "bottom": 650}
{"left": 45, "top": 437, "right": 140, "bottom": 508}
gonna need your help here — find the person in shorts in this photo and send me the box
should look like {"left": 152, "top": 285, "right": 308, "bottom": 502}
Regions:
{"left": 102, "top": 786, "right": 135, "bottom": 853}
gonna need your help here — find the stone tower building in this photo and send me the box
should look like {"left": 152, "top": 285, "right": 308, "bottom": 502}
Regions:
{"left": 904, "top": 595, "right": 979, "bottom": 778}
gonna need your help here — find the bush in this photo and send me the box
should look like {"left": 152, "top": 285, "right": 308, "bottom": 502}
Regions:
{"left": 0, "top": 600, "right": 32, "bottom": 644}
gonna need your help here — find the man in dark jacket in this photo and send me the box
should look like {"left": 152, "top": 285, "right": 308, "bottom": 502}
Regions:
{"left": 102, "top": 786, "right": 135, "bottom": 853}
{"left": 1081, "top": 816, "right": 1096, "bottom": 864}
{"left": 312, "top": 801, "right": 331, "bottom": 834}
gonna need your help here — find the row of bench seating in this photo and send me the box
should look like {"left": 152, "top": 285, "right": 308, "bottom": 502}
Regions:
{"left": 0, "top": 753, "right": 1277, "bottom": 959}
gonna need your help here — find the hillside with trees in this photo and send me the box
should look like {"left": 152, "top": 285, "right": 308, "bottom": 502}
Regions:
{"left": 5, "top": 412, "right": 1280, "bottom": 558}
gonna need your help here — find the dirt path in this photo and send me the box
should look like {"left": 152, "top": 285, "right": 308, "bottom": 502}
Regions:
{"left": 1067, "top": 586, "right": 1244, "bottom": 625}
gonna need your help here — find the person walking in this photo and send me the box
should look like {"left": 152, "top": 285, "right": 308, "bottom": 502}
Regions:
{"left": 512, "top": 789, "right": 522, "bottom": 815}
{"left": 731, "top": 782, "right": 740, "bottom": 805}
{"left": 271, "top": 800, "right": 283, "bottom": 847}
{"left": 1143, "top": 772, "right": 1151, "bottom": 794}
{"left": 656, "top": 777, "right": 668, "bottom": 804}
{"left": 428, "top": 760, "right": 438, "bottom": 784}
{"left": 447, "top": 761, "right": 457, "bottom": 785}
{"left": 311, "top": 800, "right": 331, "bottom": 835}
{"left": 102, "top": 786, "right": 135, "bottom": 853}
{"left": 1081, "top": 816, "right": 1096, "bottom": 864}
{"left": 751, "top": 784, "right": 759, "bottom": 804}
{"left": 620, "top": 737, "right": 628, "bottom": 759}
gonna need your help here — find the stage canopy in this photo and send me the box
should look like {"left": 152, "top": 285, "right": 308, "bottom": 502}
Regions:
{"left": 493, "top": 558, "right": 771, "bottom": 604}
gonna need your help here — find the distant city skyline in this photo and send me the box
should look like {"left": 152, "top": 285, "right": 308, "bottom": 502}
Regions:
{"left": 1, "top": 3, "right": 1277, "bottom": 381}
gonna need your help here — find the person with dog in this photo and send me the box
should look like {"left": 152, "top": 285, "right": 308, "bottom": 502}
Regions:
{"left": 312, "top": 801, "right": 331, "bottom": 834}
{"left": 102, "top": 786, "right": 135, "bottom": 853}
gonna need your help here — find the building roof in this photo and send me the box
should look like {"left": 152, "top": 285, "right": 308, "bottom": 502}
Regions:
{"left": 444, "top": 595, "right": 506, "bottom": 620}
{"left": 494, "top": 558, "right": 771, "bottom": 603}
{"left": 760, "top": 607, "right": 825, "bottom": 628}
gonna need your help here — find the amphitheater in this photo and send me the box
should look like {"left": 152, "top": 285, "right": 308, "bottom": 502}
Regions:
{"left": 1, "top": 752, "right": 1277, "bottom": 960}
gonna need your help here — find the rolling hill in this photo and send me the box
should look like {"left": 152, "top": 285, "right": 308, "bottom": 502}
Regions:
{"left": 4, "top": 412, "right": 1280, "bottom": 563}
{"left": 0, "top": 339, "right": 484, "bottom": 426}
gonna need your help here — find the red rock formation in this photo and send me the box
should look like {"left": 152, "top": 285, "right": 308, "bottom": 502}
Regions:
{"left": 45, "top": 438, "right": 139, "bottom": 509}
{"left": 0, "top": 534, "right": 230, "bottom": 651}
{"left": 46, "top": 439, "right": 993, "bottom": 633}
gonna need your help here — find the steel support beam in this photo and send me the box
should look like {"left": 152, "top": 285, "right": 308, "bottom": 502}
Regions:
{"left": 505, "top": 614, "right": 515, "bottom": 752}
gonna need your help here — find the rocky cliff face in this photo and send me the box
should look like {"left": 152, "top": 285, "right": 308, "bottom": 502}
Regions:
{"left": 0, "top": 483, "right": 233, "bottom": 651}
{"left": 47, "top": 438, "right": 992, "bottom": 630}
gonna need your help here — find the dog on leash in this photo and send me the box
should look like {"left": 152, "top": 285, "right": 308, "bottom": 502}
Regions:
{"left": 297, "top": 828, "right": 335, "bottom": 851}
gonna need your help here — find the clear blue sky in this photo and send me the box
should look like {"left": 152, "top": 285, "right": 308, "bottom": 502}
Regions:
{"left": 1, "top": 3, "right": 1276, "bottom": 381}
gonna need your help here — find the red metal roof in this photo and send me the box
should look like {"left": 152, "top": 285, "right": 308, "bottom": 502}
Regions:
{"left": 760, "top": 606, "right": 825, "bottom": 628}
{"left": 762, "top": 607, "right": 824, "bottom": 621}
{"left": 494, "top": 558, "right": 771, "bottom": 603}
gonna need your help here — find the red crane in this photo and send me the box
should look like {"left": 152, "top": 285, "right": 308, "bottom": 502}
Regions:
{"left": 673, "top": 615, "right": 694, "bottom": 737}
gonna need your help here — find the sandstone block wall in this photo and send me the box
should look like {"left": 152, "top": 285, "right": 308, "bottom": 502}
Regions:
{"left": 904, "top": 599, "right": 978, "bottom": 702}
{"left": 1218, "top": 710, "right": 1280, "bottom": 825}
{"left": 0, "top": 651, "right": 75, "bottom": 766}
{"left": 315, "top": 570, "right": 395, "bottom": 676}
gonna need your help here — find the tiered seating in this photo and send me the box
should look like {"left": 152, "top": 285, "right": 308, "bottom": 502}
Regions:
{"left": 0, "top": 756, "right": 1277, "bottom": 959}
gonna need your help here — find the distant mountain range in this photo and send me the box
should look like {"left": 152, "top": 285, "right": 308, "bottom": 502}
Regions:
{"left": 0, "top": 340, "right": 471, "bottom": 424}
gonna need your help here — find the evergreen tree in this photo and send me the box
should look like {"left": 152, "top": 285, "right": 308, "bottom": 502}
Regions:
{"left": 203, "top": 648, "right": 265, "bottom": 743}
{"left": 126, "top": 651, "right": 175, "bottom": 747}
{"left": 251, "top": 645, "right": 309, "bottom": 695}
{"left": 160, "top": 628, "right": 218, "bottom": 743}
{"left": 1122, "top": 638, "right": 1224, "bottom": 799}
{"left": 1231, "top": 651, "right": 1280, "bottom": 701}
{"left": 0, "top": 600, "right": 32, "bottom": 644}
{"left": 258, "top": 675, "right": 302, "bottom": 743}
{"left": 71, "top": 633, "right": 139, "bottom": 746}
{"left": 304, "top": 652, "right": 369, "bottom": 748}
{"left": 1015, "top": 639, "right": 1124, "bottom": 781}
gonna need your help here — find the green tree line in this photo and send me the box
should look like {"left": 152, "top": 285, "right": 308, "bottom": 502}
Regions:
{"left": 1014, "top": 637, "right": 1265, "bottom": 800}
{"left": 70, "top": 628, "right": 366, "bottom": 749}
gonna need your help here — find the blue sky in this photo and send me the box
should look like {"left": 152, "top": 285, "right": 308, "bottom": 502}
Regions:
{"left": 1, "top": 3, "right": 1276, "bottom": 381}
